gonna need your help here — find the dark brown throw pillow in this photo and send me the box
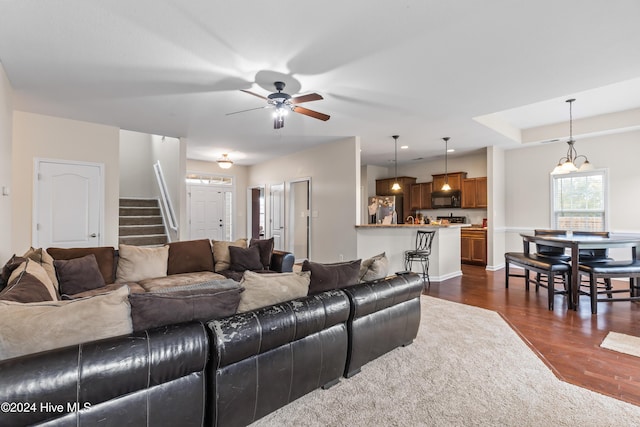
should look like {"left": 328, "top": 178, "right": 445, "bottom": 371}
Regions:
{"left": 302, "top": 259, "right": 362, "bottom": 295}
{"left": 229, "top": 245, "right": 264, "bottom": 272}
{"left": 128, "top": 280, "right": 242, "bottom": 331}
{"left": 0, "top": 260, "right": 55, "bottom": 303}
{"left": 47, "top": 246, "right": 116, "bottom": 284}
{"left": 167, "top": 239, "right": 214, "bottom": 275}
{"left": 0, "top": 255, "right": 27, "bottom": 291}
{"left": 250, "top": 237, "right": 275, "bottom": 270}
{"left": 54, "top": 254, "right": 106, "bottom": 296}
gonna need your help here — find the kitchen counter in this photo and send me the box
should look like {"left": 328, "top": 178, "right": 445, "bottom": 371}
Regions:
{"left": 355, "top": 223, "right": 467, "bottom": 228}
{"left": 355, "top": 224, "right": 462, "bottom": 281}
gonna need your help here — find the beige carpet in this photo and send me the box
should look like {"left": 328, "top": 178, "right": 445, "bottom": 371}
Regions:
{"left": 252, "top": 296, "right": 640, "bottom": 426}
{"left": 601, "top": 331, "right": 640, "bottom": 358}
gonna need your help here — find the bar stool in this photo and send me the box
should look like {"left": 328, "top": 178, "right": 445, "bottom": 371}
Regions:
{"left": 404, "top": 230, "right": 436, "bottom": 288}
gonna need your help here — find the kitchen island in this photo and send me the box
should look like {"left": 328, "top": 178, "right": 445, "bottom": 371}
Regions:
{"left": 355, "top": 224, "right": 465, "bottom": 282}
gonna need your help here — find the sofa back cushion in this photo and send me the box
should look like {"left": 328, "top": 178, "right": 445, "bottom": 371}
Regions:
{"left": 302, "top": 259, "right": 362, "bottom": 295}
{"left": 47, "top": 246, "right": 116, "bottom": 284}
{"left": 359, "top": 252, "right": 390, "bottom": 282}
{"left": 0, "top": 255, "right": 27, "bottom": 292}
{"left": 0, "top": 259, "right": 58, "bottom": 303}
{"left": 0, "top": 286, "right": 132, "bottom": 360}
{"left": 54, "top": 254, "right": 106, "bottom": 296}
{"left": 212, "top": 238, "right": 247, "bottom": 272}
{"left": 116, "top": 244, "right": 169, "bottom": 283}
{"left": 167, "top": 239, "right": 214, "bottom": 275}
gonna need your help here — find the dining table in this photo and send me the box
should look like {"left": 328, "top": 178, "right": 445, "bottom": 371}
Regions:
{"left": 520, "top": 232, "right": 640, "bottom": 309}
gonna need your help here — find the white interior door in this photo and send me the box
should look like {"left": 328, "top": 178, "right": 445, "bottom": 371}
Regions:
{"left": 270, "top": 183, "right": 285, "bottom": 250}
{"left": 188, "top": 184, "right": 225, "bottom": 241}
{"left": 35, "top": 160, "right": 103, "bottom": 248}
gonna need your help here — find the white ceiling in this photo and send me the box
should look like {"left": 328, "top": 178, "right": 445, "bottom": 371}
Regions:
{"left": 1, "top": 0, "right": 640, "bottom": 166}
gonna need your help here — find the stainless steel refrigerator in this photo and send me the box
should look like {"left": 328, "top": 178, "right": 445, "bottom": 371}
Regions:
{"left": 368, "top": 196, "right": 402, "bottom": 224}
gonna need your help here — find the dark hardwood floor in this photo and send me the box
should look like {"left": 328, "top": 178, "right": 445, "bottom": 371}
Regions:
{"left": 425, "top": 265, "right": 640, "bottom": 407}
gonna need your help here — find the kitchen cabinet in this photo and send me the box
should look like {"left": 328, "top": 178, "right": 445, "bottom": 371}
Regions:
{"left": 432, "top": 172, "right": 466, "bottom": 192}
{"left": 461, "top": 177, "right": 488, "bottom": 208}
{"left": 409, "top": 182, "right": 432, "bottom": 210}
{"left": 461, "top": 228, "right": 487, "bottom": 265}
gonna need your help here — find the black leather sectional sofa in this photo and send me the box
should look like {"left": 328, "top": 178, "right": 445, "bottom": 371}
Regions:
{"left": 0, "top": 273, "right": 423, "bottom": 427}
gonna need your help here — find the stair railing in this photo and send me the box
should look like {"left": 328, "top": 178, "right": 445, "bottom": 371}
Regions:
{"left": 153, "top": 161, "right": 178, "bottom": 241}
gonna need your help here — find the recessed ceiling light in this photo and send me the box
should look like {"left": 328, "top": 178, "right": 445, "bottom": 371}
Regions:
{"left": 400, "top": 145, "right": 409, "bottom": 149}
{"left": 447, "top": 148, "right": 455, "bottom": 153}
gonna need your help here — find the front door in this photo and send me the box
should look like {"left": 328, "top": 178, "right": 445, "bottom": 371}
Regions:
{"left": 188, "top": 184, "right": 226, "bottom": 241}
{"left": 34, "top": 159, "right": 103, "bottom": 248}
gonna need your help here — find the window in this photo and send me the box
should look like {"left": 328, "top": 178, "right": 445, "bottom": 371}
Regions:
{"left": 550, "top": 170, "right": 607, "bottom": 231}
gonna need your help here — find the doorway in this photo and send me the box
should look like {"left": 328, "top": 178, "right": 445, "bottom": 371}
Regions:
{"left": 248, "top": 186, "right": 265, "bottom": 240}
{"left": 34, "top": 159, "right": 104, "bottom": 248}
{"left": 270, "top": 183, "right": 285, "bottom": 250}
{"left": 288, "top": 178, "right": 311, "bottom": 260}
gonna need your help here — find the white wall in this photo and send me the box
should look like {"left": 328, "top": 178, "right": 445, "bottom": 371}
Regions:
{"left": 119, "top": 130, "right": 155, "bottom": 197}
{"left": 504, "top": 131, "right": 640, "bottom": 253}
{"left": 249, "top": 137, "right": 360, "bottom": 262}
{"left": 0, "top": 63, "right": 12, "bottom": 261}
{"left": 398, "top": 149, "right": 488, "bottom": 181}
{"left": 487, "top": 146, "right": 505, "bottom": 269}
{"left": 12, "top": 112, "right": 120, "bottom": 252}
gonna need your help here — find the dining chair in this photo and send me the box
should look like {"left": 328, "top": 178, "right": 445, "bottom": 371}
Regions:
{"left": 578, "top": 259, "right": 640, "bottom": 314}
{"left": 404, "top": 230, "right": 436, "bottom": 288}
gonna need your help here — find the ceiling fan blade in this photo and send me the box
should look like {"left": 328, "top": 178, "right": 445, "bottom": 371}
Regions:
{"left": 292, "top": 106, "right": 330, "bottom": 121}
{"left": 240, "top": 89, "right": 268, "bottom": 100}
{"left": 290, "top": 93, "right": 323, "bottom": 104}
{"left": 226, "top": 106, "right": 268, "bottom": 116}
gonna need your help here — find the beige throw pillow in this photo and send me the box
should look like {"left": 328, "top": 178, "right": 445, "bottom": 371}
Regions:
{"left": 212, "top": 238, "right": 247, "bottom": 272}
{"left": 0, "top": 286, "right": 132, "bottom": 360}
{"left": 237, "top": 270, "right": 310, "bottom": 313}
{"left": 8, "top": 258, "right": 58, "bottom": 301}
{"left": 116, "top": 244, "right": 169, "bottom": 283}
{"left": 23, "top": 247, "right": 60, "bottom": 292}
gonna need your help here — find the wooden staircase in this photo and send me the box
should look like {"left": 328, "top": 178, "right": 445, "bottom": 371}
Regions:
{"left": 119, "top": 198, "right": 168, "bottom": 246}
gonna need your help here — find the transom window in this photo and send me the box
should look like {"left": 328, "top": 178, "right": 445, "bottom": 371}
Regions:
{"left": 550, "top": 170, "right": 608, "bottom": 231}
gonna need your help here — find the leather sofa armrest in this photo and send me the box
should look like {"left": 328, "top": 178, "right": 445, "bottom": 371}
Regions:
{"left": 270, "top": 249, "right": 295, "bottom": 272}
{"left": 344, "top": 273, "right": 423, "bottom": 319}
{"left": 0, "top": 322, "right": 208, "bottom": 427}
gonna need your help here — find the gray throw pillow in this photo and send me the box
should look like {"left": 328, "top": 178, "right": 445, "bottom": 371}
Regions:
{"left": 302, "top": 259, "right": 362, "bottom": 295}
{"left": 54, "top": 254, "right": 106, "bottom": 296}
{"left": 229, "top": 245, "right": 264, "bottom": 272}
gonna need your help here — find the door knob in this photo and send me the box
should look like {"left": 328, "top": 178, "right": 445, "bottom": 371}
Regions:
{"left": 90, "top": 233, "right": 97, "bottom": 238}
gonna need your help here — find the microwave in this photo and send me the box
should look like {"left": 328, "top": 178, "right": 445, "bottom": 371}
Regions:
{"left": 431, "top": 190, "right": 461, "bottom": 208}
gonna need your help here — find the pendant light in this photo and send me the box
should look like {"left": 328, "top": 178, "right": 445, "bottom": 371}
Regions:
{"left": 217, "top": 153, "right": 233, "bottom": 169}
{"left": 441, "top": 137, "right": 451, "bottom": 191}
{"left": 551, "top": 98, "right": 594, "bottom": 174}
{"left": 391, "top": 135, "right": 401, "bottom": 191}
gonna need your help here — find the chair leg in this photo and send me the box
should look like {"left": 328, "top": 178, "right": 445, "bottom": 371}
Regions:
{"left": 605, "top": 278, "right": 613, "bottom": 299}
{"left": 524, "top": 269, "right": 531, "bottom": 291}
{"left": 423, "top": 257, "right": 431, "bottom": 288}
{"left": 505, "top": 261, "right": 510, "bottom": 289}
{"left": 548, "top": 272, "right": 554, "bottom": 310}
{"left": 590, "top": 274, "right": 598, "bottom": 314}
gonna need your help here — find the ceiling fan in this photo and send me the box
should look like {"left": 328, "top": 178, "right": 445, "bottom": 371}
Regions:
{"left": 227, "top": 81, "right": 330, "bottom": 129}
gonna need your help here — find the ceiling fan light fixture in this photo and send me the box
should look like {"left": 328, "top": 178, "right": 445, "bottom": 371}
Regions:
{"left": 217, "top": 153, "right": 233, "bottom": 169}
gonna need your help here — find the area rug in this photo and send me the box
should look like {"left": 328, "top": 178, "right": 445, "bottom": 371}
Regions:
{"left": 252, "top": 296, "right": 640, "bottom": 426}
{"left": 601, "top": 331, "right": 640, "bottom": 358}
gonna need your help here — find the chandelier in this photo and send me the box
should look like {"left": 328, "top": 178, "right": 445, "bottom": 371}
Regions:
{"left": 551, "top": 99, "right": 594, "bottom": 174}
{"left": 217, "top": 153, "right": 233, "bottom": 169}
{"left": 391, "top": 135, "right": 401, "bottom": 191}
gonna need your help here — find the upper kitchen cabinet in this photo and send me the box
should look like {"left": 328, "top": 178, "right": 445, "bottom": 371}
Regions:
{"left": 461, "top": 177, "right": 487, "bottom": 208}
{"left": 409, "top": 182, "right": 432, "bottom": 210}
{"left": 375, "top": 177, "right": 417, "bottom": 196}
{"left": 432, "top": 172, "right": 466, "bottom": 192}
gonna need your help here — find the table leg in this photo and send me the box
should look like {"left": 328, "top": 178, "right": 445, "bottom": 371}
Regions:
{"left": 570, "top": 242, "right": 579, "bottom": 310}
